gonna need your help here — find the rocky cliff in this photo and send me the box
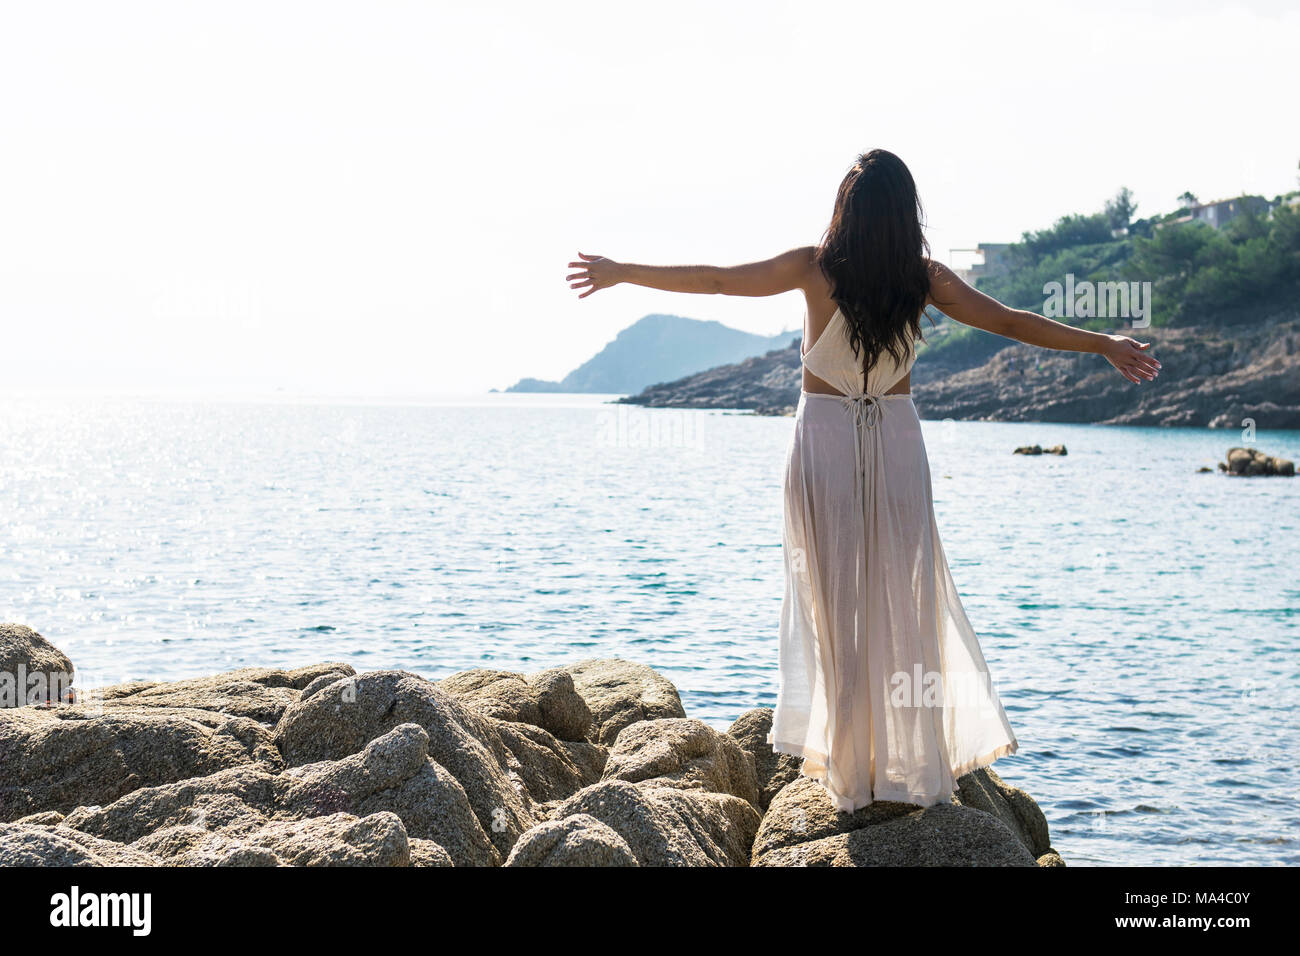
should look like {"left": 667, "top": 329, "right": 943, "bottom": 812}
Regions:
{"left": 507, "top": 313, "right": 796, "bottom": 395}
{"left": 0, "top": 625, "right": 1063, "bottom": 867}
{"left": 621, "top": 313, "right": 1300, "bottom": 428}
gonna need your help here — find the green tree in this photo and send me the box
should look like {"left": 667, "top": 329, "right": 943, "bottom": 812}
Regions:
{"left": 1104, "top": 187, "right": 1138, "bottom": 232}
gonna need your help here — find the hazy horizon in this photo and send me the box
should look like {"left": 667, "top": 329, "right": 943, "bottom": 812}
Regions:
{"left": 3, "top": 0, "right": 1298, "bottom": 396}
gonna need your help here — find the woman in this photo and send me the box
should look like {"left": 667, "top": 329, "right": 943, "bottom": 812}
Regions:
{"left": 566, "top": 149, "right": 1159, "bottom": 812}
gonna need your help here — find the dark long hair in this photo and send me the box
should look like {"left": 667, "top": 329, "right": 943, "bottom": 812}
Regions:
{"left": 814, "top": 149, "right": 930, "bottom": 373}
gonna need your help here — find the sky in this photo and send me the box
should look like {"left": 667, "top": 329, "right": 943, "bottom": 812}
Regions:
{"left": 2, "top": 0, "right": 1297, "bottom": 395}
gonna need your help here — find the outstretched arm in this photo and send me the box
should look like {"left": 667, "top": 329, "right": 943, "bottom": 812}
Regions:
{"left": 566, "top": 247, "right": 815, "bottom": 299}
{"left": 927, "top": 261, "right": 1161, "bottom": 384}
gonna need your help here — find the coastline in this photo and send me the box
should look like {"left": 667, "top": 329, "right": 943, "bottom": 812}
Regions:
{"left": 619, "top": 315, "right": 1300, "bottom": 428}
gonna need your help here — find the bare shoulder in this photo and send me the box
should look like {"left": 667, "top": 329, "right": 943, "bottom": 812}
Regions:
{"left": 772, "top": 245, "right": 820, "bottom": 287}
{"left": 790, "top": 245, "right": 830, "bottom": 296}
{"left": 926, "top": 257, "right": 959, "bottom": 287}
{"left": 924, "top": 258, "right": 970, "bottom": 309}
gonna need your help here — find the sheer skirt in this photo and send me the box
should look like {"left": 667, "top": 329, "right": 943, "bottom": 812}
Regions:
{"left": 768, "top": 391, "right": 1018, "bottom": 811}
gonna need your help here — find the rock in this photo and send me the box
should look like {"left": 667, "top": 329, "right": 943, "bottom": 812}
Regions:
{"left": 726, "top": 708, "right": 803, "bottom": 810}
{"left": 601, "top": 717, "right": 759, "bottom": 807}
{"left": 1013, "top": 445, "right": 1043, "bottom": 455}
{"left": 547, "top": 780, "right": 760, "bottom": 867}
{"left": 97, "top": 663, "right": 355, "bottom": 725}
{"left": 0, "top": 656, "right": 1065, "bottom": 868}
{"left": 14, "top": 810, "right": 65, "bottom": 826}
{"left": 752, "top": 777, "right": 917, "bottom": 863}
{"left": 273, "top": 671, "right": 536, "bottom": 857}
{"left": 1045, "top": 444, "right": 1068, "bottom": 456}
{"left": 753, "top": 773, "right": 1050, "bottom": 867}
{"left": 409, "top": 839, "right": 455, "bottom": 867}
{"left": 59, "top": 722, "right": 502, "bottom": 867}
{"left": 617, "top": 339, "right": 803, "bottom": 414}
{"left": 217, "top": 846, "right": 282, "bottom": 866}
{"left": 168, "top": 812, "right": 411, "bottom": 867}
{"left": 0, "top": 624, "right": 74, "bottom": 707}
{"left": 754, "top": 803, "right": 1037, "bottom": 866}
{"left": 504, "top": 813, "right": 639, "bottom": 867}
{"left": 62, "top": 766, "right": 283, "bottom": 845}
{"left": 491, "top": 719, "right": 606, "bottom": 805}
{"left": 0, "top": 822, "right": 160, "bottom": 866}
{"left": 438, "top": 667, "right": 592, "bottom": 742}
{"left": 0, "top": 709, "right": 281, "bottom": 821}
{"left": 955, "top": 767, "right": 1051, "bottom": 857}
{"left": 1196, "top": 466, "right": 1213, "bottom": 473}
{"left": 557, "top": 739, "right": 609, "bottom": 787}
{"left": 562, "top": 659, "right": 686, "bottom": 745}
{"left": 300, "top": 672, "right": 347, "bottom": 702}
{"left": 282, "top": 724, "right": 499, "bottom": 867}
{"left": 1223, "top": 446, "right": 1296, "bottom": 476}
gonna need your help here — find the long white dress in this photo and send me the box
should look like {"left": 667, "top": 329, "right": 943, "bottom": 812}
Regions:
{"left": 768, "top": 307, "right": 1018, "bottom": 812}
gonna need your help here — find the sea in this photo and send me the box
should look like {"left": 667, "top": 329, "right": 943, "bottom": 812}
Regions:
{"left": 1, "top": 391, "right": 1296, "bottom": 866}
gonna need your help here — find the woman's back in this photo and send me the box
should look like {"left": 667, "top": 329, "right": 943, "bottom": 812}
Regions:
{"left": 801, "top": 304, "right": 916, "bottom": 398}
{"left": 800, "top": 275, "right": 916, "bottom": 398}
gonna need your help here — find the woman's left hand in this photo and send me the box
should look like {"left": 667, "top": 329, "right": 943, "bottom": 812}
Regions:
{"left": 1103, "top": 334, "right": 1161, "bottom": 384}
{"left": 567, "top": 252, "right": 623, "bottom": 299}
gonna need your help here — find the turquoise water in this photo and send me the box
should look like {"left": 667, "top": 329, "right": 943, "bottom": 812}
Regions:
{"left": 1, "top": 392, "right": 1297, "bottom": 866}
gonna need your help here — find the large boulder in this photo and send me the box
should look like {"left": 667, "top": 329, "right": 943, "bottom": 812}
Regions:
{"left": 146, "top": 811, "right": 412, "bottom": 867}
{"left": 0, "top": 823, "right": 160, "bottom": 866}
{"left": 273, "top": 671, "right": 536, "bottom": 856}
{"left": 726, "top": 708, "right": 802, "bottom": 809}
{"left": 61, "top": 723, "right": 500, "bottom": 867}
{"left": 0, "top": 624, "right": 74, "bottom": 707}
{"left": 0, "top": 709, "right": 281, "bottom": 821}
{"left": 546, "top": 780, "right": 760, "bottom": 867}
{"left": 753, "top": 775, "right": 1040, "bottom": 867}
{"left": 755, "top": 803, "right": 1037, "bottom": 867}
{"left": 601, "top": 718, "right": 759, "bottom": 807}
{"left": 437, "top": 667, "right": 592, "bottom": 741}
{"left": 61, "top": 766, "right": 282, "bottom": 845}
{"left": 955, "top": 767, "right": 1051, "bottom": 858}
{"left": 282, "top": 724, "right": 499, "bottom": 867}
{"left": 96, "top": 663, "right": 355, "bottom": 725}
{"left": 491, "top": 719, "right": 607, "bottom": 804}
{"left": 504, "top": 813, "right": 639, "bottom": 867}
{"left": 752, "top": 776, "right": 917, "bottom": 863}
{"left": 562, "top": 659, "right": 686, "bottom": 745}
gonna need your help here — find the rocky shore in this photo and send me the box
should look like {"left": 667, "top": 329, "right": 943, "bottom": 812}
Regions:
{"left": 0, "top": 625, "right": 1064, "bottom": 867}
{"left": 622, "top": 314, "right": 1300, "bottom": 428}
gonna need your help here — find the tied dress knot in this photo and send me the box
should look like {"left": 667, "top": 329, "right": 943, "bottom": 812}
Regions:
{"left": 841, "top": 392, "right": 883, "bottom": 431}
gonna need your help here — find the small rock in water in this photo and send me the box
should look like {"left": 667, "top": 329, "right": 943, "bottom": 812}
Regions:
{"left": 1221, "top": 447, "right": 1295, "bottom": 477}
{"left": 1013, "top": 444, "right": 1066, "bottom": 456}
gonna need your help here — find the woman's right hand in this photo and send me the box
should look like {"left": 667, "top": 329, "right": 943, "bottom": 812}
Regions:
{"left": 566, "top": 252, "right": 623, "bottom": 299}
{"left": 1103, "top": 334, "right": 1161, "bottom": 384}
